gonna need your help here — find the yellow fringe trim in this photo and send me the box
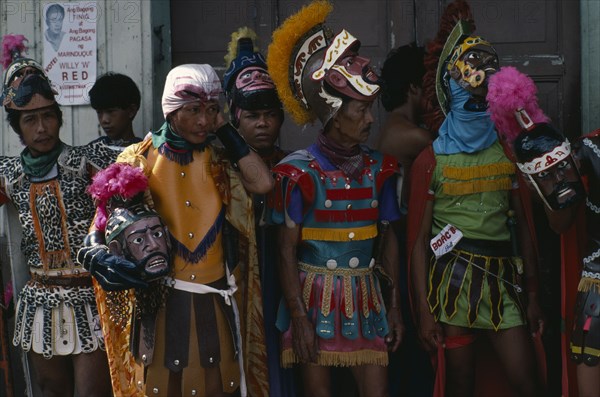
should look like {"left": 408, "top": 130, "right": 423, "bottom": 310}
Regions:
{"left": 369, "top": 274, "right": 381, "bottom": 314}
{"left": 224, "top": 27, "right": 259, "bottom": 69}
{"left": 266, "top": 0, "right": 333, "bottom": 125}
{"left": 281, "top": 349, "right": 388, "bottom": 368}
{"left": 442, "top": 177, "right": 512, "bottom": 196}
{"left": 301, "top": 224, "right": 377, "bottom": 242}
{"left": 303, "top": 271, "right": 316, "bottom": 309}
{"left": 322, "top": 273, "right": 334, "bottom": 317}
{"left": 344, "top": 275, "right": 353, "bottom": 318}
{"left": 571, "top": 343, "right": 600, "bottom": 357}
{"left": 443, "top": 162, "right": 515, "bottom": 180}
{"left": 577, "top": 277, "right": 600, "bottom": 293}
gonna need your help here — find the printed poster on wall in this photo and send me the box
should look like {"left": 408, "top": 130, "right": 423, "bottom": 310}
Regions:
{"left": 42, "top": 2, "right": 97, "bottom": 106}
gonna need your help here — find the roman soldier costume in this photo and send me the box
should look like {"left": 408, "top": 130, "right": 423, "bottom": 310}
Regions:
{"left": 267, "top": 0, "right": 402, "bottom": 368}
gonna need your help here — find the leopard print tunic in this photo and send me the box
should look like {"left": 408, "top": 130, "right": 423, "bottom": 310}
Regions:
{"left": 0, "top": 140, "right": 119, "bottom": 357}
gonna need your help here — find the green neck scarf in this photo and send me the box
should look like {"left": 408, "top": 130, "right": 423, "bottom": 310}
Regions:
{"left": 151, "top": 122, "right": 213, "bottom": 151}
{"left": 20, "top": 141, "right": 64, "bottom": 178}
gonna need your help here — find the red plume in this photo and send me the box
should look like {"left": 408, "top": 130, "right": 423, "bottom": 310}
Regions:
{"left": 486, "top": 66, "right": 549, "bottom": 143}
{"left": 422, "top": 0, "right": 474, "bottom": 134}
{"left": 1, "top": 34, "right": 28, "bottom": 69}
{"left": 87, "top": 163, "right": 148, "bottom": 231}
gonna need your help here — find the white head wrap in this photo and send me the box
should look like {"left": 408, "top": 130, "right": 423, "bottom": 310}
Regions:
{"left": 161, "top": 64, "right": 222, "bottom": 118}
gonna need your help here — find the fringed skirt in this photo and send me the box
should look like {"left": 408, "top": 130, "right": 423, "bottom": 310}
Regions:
{"left": 427, "top": 247, "right": 525, "bottom": 331}
{"left": 12, "top": 280, "right": 104, "bottom": 358}
{"left": 571, "top": 268, "right": 600, "bottom": 366}
{"left": 278, "top": 262, "right": 388, "bottom": 368}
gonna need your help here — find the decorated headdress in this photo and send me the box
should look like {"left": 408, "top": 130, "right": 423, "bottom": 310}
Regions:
{"left": 487, "top": 66, "right": 583, "bottom": 209}
{"left": 267, "top": 0, "right": 380, "bottom": 127}
{"left": 88, "top": 162, "right": 150, "bottom": 239}
{"left": 161, "top": 64, "right": 222, "bottom": 119}
{"left": 422, "top": 0, "right": 477, "bottom": 132}
{"left": 223, "top": 27, "right": 281, "bottom": 127}
{"left": 1, "top": 34, "right": 47, "bottom": 103}
{"left": 2, "top": 73, "right": 56, "bottom": 111}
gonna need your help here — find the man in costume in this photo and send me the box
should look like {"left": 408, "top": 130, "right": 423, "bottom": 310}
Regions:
{"left": 1, "top": 68, "right": 116, "bottom": 396}
{"left": 89, "top": 72, "right": 143, "bottom": 149}
{"left": 486, "top": 65, "right": 595, "bottom": 396}
{"left": 377, "top": 43, "right": 433, "bottom": 178}
{"left": 266, "top": 2, "right": 404, "bottom": 396}
{"left": 407, "top": 1, "right": 544, "bottom": 395}
{"left": 79, "top": 63, "right": 272, "bottom": 397}
{"left": 223, "top": 27, "right": 295, "bottom": 396}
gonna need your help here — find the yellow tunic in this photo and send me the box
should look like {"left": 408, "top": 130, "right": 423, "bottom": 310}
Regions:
{"left": 96, "top": 138, "right": 268, "bottom": 397}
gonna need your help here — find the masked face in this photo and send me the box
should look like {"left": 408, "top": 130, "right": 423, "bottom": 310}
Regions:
{"left": 530, "top": 155, "right": 585, "bottom": 210}
{"left": 235, "top": 66, "right": 274, "bottom": 93}
{"left": 323, "top": 50, "right": 380, "bottom": 102}
{"left": 110, "top": 216, "right": 171, "bottom": 281}
{"left": 449, "top": 38, "right": 499, "bottom": 97}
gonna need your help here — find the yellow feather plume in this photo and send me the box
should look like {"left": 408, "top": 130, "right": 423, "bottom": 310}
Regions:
{"left": 267, "top": 0, "right": 333, "bottom": 125}
{"left": 224, "top": 26, "right": 259, "bottom": 68}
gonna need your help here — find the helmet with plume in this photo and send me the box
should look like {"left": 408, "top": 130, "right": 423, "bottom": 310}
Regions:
{"left": 222, "top": 27, "right": 281, "bottom": 127}
{"left": 487, "top": 66, "right": 584, "bottom": 210}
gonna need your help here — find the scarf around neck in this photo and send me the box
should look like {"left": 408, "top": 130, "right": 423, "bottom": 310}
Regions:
{"left": 20, "top": 140, "right": 63, "bottom": 177}
{"left": 433, "top": 79, "right": 498, "bottom": 155}
{"left": 317, "top": 132, "right": 363, "bottom": 180}
{"left": 152, "top": 122, "right": 214, "bottom": 165}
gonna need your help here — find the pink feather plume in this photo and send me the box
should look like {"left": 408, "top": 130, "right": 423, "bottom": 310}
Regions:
{"left": 1, "top": 34, "right": 28, "bottom": 69}
{"left": 487, "top": 66, "right": 549, "bottom": 143}
{"left": 88, "top": 163, "right": 148, "bottom": 231}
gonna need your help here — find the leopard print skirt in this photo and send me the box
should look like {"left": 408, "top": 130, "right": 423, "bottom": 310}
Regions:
{"left": 12, "top": 280, "right": 105, "bottom": 358}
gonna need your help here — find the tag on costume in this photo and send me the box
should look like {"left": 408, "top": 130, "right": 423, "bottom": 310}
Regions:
{"left": 430, "top": 224, "right": 463, "bottom": 259}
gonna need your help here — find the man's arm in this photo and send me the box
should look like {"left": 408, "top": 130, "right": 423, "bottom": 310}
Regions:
{"left": 511, "top": 191, "right": 545, "bottom": 335}
{"left": 237, "top": 150, "right": 274, "bottom": 194}
{"left": 382, "top": 222, "right": 404, "bottom": 352}
{"left": 411, "top": 200, "right": 443, "bottom": 351}
{"left": 278, "top": 224, "right": 318, "bottom": 363}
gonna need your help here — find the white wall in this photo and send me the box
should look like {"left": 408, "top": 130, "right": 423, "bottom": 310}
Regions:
{"left": 0, "top": 0, "right": 171, "bottom": 236}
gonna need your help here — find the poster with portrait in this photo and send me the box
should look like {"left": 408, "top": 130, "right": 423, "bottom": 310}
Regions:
{"left": 42, "top": 2, "right": 97, "bottom": 106}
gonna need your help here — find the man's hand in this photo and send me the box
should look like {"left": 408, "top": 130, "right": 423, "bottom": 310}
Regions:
{"left": 77, "top": 232, "right": 148, "bottom": 291}
{"left": 417, "top": 307, "right": 444, "bottom": 352}
{"left": 526, "top": 293, "right": 545, "bottom": 336}
{"left": 290, "top": 315, "right": 319, "bottom": 363}
{"left": 385, "top": 307, "right": 405, "bottom": 352}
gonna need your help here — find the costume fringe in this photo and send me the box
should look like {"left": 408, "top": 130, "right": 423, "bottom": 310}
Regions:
{"left": 172, "top": 207, "right": 225, "bottom": 263}
{"left": 29, "top": 180, "right": 72, "bottom": 270}
{"left": 281, "top": 349, "right": 388, "bottom": 368}
{"left": 442, "top": 162, "right": 515, "bottom": 180}
{"left": 577, "top": 277, "right": 600, "bottom": 293}
{"left": 93, "top": 281, "right": 144, "bottom": 397}
{"left": 158, "top": 144, "right": 194, "bottom": 166}
{"left": 301, "top": 224, "right": 377, "bottom": 241}
{"left": 442, "top": 177, "right": 512, "bottom": 196}
{"left": 266, "top": 0, "right": 333, "bottom": 125}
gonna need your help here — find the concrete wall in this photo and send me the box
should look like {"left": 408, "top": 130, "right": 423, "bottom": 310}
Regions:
{"left": 582, "top": 0, "right": 600, "bottom": 134}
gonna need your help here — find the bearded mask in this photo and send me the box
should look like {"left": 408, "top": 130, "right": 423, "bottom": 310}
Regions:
{"left": 105, "top": 204, "right": 171, "bottom": 281}
{"left": 514, "top": 124, "right": 585, "bottom": 210}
